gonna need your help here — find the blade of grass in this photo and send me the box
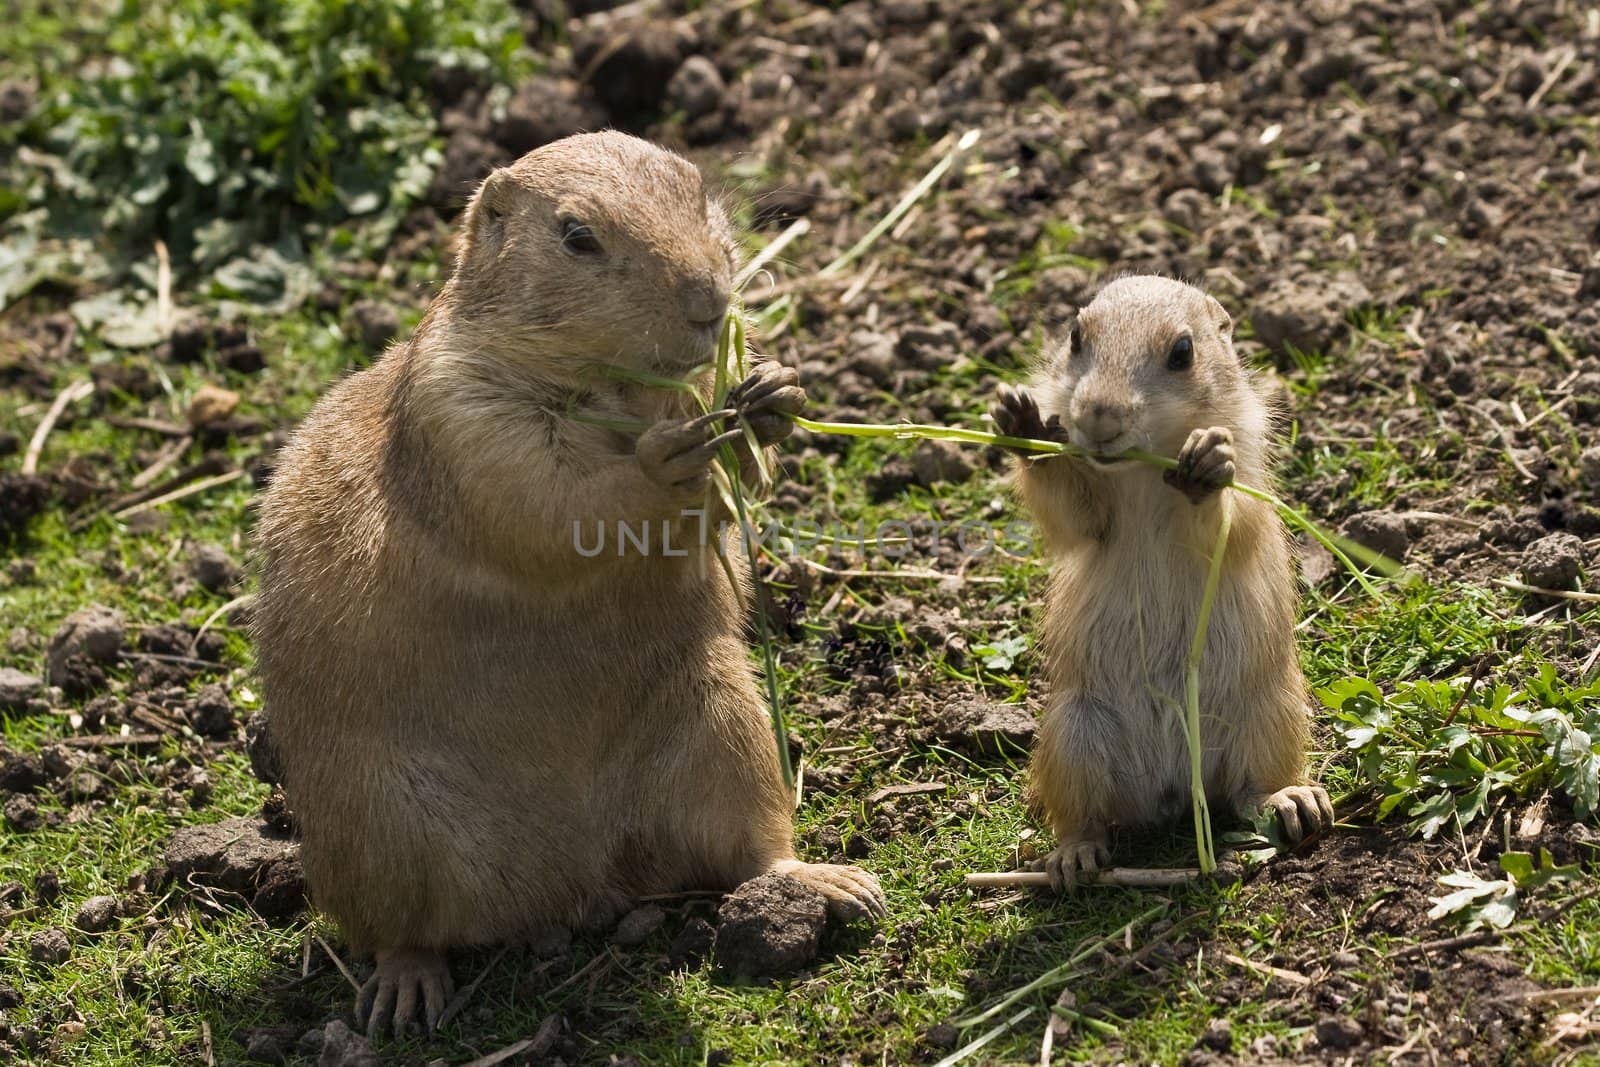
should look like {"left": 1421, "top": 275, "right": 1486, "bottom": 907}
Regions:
{"left": 790, "top": 415, "right": 1394, "bottom": 597}
{"left": 818, "top": 129, "right": 982, "bottom": 278}
{"left": 1184, "top": 493, "right": 1233, "bottom": 875}
{"left": 953, "top": 903, "right": 1168, "bottom": 1028}
{"left": 933, "top": 1008, "right": 1035, "bottom": 1067}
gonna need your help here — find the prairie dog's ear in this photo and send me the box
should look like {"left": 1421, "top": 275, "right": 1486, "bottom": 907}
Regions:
{"left": 1205, "top": 294, "right": 1233, "bottom": 339}
{"left": 460, "top": 168, "right": 513, "bottom": 272}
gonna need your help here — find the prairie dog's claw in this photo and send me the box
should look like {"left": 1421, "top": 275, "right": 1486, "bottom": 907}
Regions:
{"left": 1248, "top": 785, "right": 1335, "bottom": 845}
{"left": 357, "top": 947, "right": 453, "bottom": 1039}
{"left": 730, "top": 363, "right": 805, "bottom": 447}
{"left": 1043, "top": 839, "right": 1111, "bottom": 891}
{"left": 990, "top": 385, "right": 1067, "bottom": 453}
{"left": 1165, "top": 425, "right": 1236, "bottom": 503}
{"left": 770, "top": 859, "right": 887, "bottom": 922}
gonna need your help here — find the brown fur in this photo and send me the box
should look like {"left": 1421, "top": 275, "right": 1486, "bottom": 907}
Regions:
{"left": 994, "top": 275, "right": 1331, "bottom": 884}
{"left": 253, "top": 132, "right": 882, "bottom": 1032}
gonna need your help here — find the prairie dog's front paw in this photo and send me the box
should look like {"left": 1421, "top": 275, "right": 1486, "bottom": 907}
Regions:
{"left": 1040, "top": 838, "right": 1110, "bottom": 890}
{"left": 728, "top": 362, "right": 806, "bottom": 447}
{"left": 770, "top": 859, "right": 887, "bottom": 922}
{"left": 1246, "top": 785, "right": 1334, "bottom": 844}
{"left": 1164, "top": 425, "right": 1236, "bottom": 504}
{"left": 636, "top": 409, "right": 743, "bottom": 494}
{"left": 989, "top": 384, "right": 1067, "bottom": 453}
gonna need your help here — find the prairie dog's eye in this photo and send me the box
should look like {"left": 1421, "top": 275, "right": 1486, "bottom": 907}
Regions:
{"left": 1069, "top": 321, "right": 1083, "bottom": 355}
{"left": 560, "top": 218, "right": 602, "bottom": 255}
{"left": 1167, "top": 335, "right": 1194, "bottom": 371}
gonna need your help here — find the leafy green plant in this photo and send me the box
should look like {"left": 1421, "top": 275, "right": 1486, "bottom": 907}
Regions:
{"left": 1428, "top": 849, "right": 1581, "bottom": 931}
{"left": 1, "top": 0, "right": 524, "bottom": 305}
{"left": 1324, "top": 666, "right": 1600, "bottom": 838}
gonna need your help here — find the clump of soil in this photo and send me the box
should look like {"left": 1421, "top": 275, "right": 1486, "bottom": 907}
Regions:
{"left": 935, "top": 698, "right": 1037, "bottom": 754}
{"left": 713, "top": 873, "right": 827, "bottom": 978}
{"left": 163, "top": 816, "right": 305, "bottom": 921}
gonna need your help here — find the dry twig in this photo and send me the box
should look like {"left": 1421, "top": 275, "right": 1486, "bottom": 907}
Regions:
{"left": 22, "top": 379, "right": 95, "bottom": 475}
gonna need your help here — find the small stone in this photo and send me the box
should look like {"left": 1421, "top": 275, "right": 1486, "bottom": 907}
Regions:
{"left": 714, "top": 872, "right": 827, "bottom": 978}
{"left": 935, "top": 699, "right": 1036, "bottom": 753}
{"left": 74, "top": 894, "right": 118, "bottom": 933}
{"left": 34, "top": 869, "right": 63, "bottom": 902}
{"left": 218, "top": 343, "right": 266, "bottom": 374}
{"left": 667, "top": 56, "right": 724, "bottom": 119}
{"left": 67, "top": 770, "right": 108, "bottom": 802}
{"left": 244, "top": 1030, "right": 288, "bottom": 1064}
{"left": 909, "top": 441, "right": 976, "bottom": 487}
{"left": 317, "top": 1020, "right": 380, "bottom": 1067}
{"left": 1198, "top": 1018, "right": 1233, "bottom": 1053}
{"left": 4, "top": 793, "right": 40, "bottom": 831}
{"left": 0, "top": 748, "right": 45, "bottom": 792}
{"left": 186, "top": 384, "right": 240, "bottom": 429}
{"left": 0, "top": 979, "right": 19, "bottom": 1008}
{"left": 297, "top": 1028, "right": 326, "bottom": 1057}
{"left": 573, "top": 19, "right": 685, "bottom": 119}
{"left": 188, "top": 684, "right": 236, "bottom": 739}
{"left": 1520, "top": 532, "right": 1584, "bottom": 591}
{"left": 349, "top": 301, "right": 401, "bottom": 354}
{"left": 1340, "top": 510, "right": 1409, "bottom": 563}
{"left": 0, "top": 667, "right": 42, "bottom": 710}
{"left": 46, "top": 604, "right": 125, "bottom": 686}
{"left": 29, "top": 927, "right": 70, "bottom": 964}
{"left": 1251, "top": 272, "right": 1371, "bottom": 356}
{"left": 668, "top": 917, "right": 716, "bottom": 969}
{"left": 1462, "top": 196, "right": 1504, "bottom": 237}
{"left": 922, "top": 1023, "right": 959, "bottom": 1051}
{"left": 896, "top": 322, "right": 962, "bottom": 369}
{"left": 844, "top": 331, "right": 897, "bottom": 386}
{"left": 0, "top": 472, "right": 51, "bottom": 540}
{"left": 611, "top": 904, "right": 667, "bottom": 946}
{"left": 246, "top": 712, "right": 283, "bottom": 784}
{"left": 1330, "top": 950, "right": 1360, "bottom": 969}
{"left": 884, "top": 103, "right": 927, "bottom": 141}
{"left": 494, "top": 76, "right": 609, "bottom": 157}
{"left": 1580, "top": 446, "right": 1600, "bottom": 489}
{"left": 1314, "top": 1014, "right": 1364, "bottom": 1050}
{"left": 251, "top": 858, "right": 307, "bottom": 922}
{"left": 0, "top": 78, "right": 36, "bottom": 124}
{"left": 189, "top": 542, "right": 241, "bottom": 593}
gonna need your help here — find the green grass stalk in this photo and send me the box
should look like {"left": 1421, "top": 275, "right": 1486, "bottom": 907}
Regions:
{"left": 791, "top": 415, "right": 1394, "bottom": 596}
{"left": 1184, "top": 493, "right": 1232, "bottom": 875}
{"left": 818, "top": 129, "right": 982, "bottom": 278}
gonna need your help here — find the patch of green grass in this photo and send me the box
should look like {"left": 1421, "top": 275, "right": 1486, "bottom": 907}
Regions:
{"left": 1, "top": 0, "right": 526, "bottom": 306}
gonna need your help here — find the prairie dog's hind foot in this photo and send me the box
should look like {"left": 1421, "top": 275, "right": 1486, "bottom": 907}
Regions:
{"left": 1039, "top": 835, "right": 1111, "bottom": 890}
{"left": 1242, "top": 785, "right": 1334, "bottom": 845}
{"left": 1164, "top": 425, "right": 1236, "bottom": 504}
{"left": 769, "top": 859, "right": 887, "bottom": 922}
{"left": 357, "top": 946, "right": 454, "bottom": 1039}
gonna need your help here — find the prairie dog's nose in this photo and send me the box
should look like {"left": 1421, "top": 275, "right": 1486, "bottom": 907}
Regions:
{"left": 1079, "top": 402, "right": 1126, "bottom": 447}
{"left": 680, "top": 276, "right": 730, "bottom": 327}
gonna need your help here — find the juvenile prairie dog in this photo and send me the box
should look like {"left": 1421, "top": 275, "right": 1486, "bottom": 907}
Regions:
{"left": 990, "top": 275, "right": 1332, "bottom": 886}
{"left": 253, "top": 132, "right": 883, "bottom": 1035}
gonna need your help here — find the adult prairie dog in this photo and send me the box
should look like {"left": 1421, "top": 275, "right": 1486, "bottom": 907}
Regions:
{"left": 253, "top": 132, "right": 884, "bottom": 1035}
{"left": 990, "top": 275, "right": 1332, "bottom": 886}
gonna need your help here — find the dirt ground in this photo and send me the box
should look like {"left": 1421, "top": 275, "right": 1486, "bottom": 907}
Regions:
{"left": 3, "top": 0, "right": 1600, "bottom": 1064}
